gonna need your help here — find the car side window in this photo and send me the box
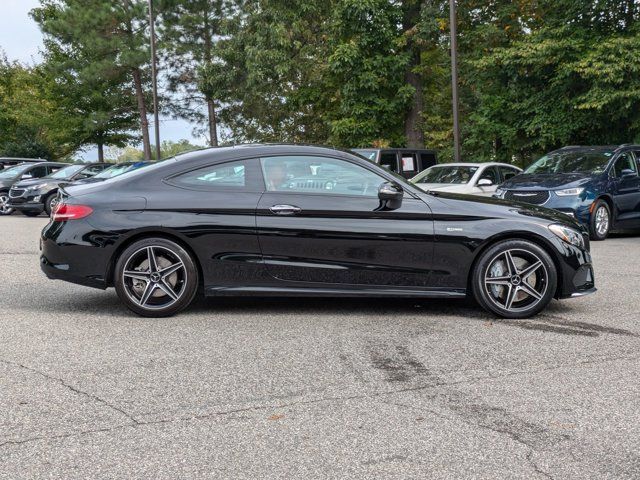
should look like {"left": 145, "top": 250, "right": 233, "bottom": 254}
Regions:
{"left": 612, "top": 153, "right": 637, "bottom": 178}
{"left": 499, "top": 166, "right": 519, "bottom": 182}
{"left": 400, "top": 153, "right": 417, "bottom": 174}
{"left": 379, "top": 153, "right": 398, "bottom": 173}
{"left": 28, "top": 166, "right": 48, "bottom": 178}
{"left": 261, "top": 155, "right": 386, "bottom": 197}
{"left": 478, "top": 167, "right": 499, "bottom": 184}
{"left": 47, "top": 165, "right": 63, "bottom": 175}
{"left": 167, "top": 159, "right": 263, "bottom": 192}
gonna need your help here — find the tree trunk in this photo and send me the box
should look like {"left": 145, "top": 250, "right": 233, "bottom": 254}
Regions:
{"left": 207, "top": 98, "right": 218, "bottom": 147}
{"left": 132, "top": 68, "right": 152, "bottom": 160}
{"left": 97, "top": 142, "right": 104, "bottom": 162}
{"left": 403, "top": 1, "right": 425, "bottom": 148}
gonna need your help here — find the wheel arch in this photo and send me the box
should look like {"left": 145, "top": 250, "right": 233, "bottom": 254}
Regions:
{"left": 593, "top": 194, "right": 615, "bottom": 221}
{"left": 106, "top": 229, "right": 204, "bottom": 289}
{"left": 466, "top": 231, "right": 564, "bottom": 299}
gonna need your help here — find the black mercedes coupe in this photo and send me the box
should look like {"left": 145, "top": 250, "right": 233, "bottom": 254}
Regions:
{"left": 41, "top": 145, "right": 596, "bottom": 318}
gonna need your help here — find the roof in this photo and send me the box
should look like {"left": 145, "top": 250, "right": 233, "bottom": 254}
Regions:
{"left": 428, "top": 162, "right": 520, "bottom": 168}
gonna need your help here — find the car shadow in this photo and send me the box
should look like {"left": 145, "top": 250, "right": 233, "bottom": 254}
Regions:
{"left": 19, "top": 290, "right": 638, "bottom": 339}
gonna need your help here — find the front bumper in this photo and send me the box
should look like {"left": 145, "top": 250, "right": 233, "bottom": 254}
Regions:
{"left": 496, "top": 191, "right": 595, "bottom": 226}
{"left": 7, "top": 193, "right": 45, "bottom": 212}
{"left": 548, "top": 235, "right": 596, "bottom": 299}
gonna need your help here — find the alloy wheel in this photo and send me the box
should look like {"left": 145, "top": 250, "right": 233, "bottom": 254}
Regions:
{"left": 483, "top": 249, "right": 549, "bottom": 313}
{"left": 121, "top": 245, "right": 187, "bottom": 311}
{"left": 594, "top": 206, "right": 609, "bottom": 237}
{"left": 0, "top": 194, "right": 13, "bottom": 215}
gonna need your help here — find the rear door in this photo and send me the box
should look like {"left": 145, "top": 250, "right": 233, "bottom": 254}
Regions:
{"left": 256, "top": 155, "right": 435, "bottom": 288}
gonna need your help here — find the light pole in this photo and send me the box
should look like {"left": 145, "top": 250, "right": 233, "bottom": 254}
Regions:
{"left": 449, "top": 0, "right": 461, "bottom": 162}
{"left": 148, "top": 0, "right": 161, "bottom": 161}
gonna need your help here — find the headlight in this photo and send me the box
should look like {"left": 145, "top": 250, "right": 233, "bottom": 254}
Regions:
{"left": 549, "top": 224, "right": 584, "bottom": 248}
{"left": 555, "top": 187, "right": 584, "bottom": 197}
{"left": 494, "top": 188, "right": 506, "bottom": 198}
{"left": 25, "top": 185, "right": 42, "bottom": 193}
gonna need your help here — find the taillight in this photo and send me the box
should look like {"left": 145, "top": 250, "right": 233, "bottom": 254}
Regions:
{"left": 51, "top": 203, "right": 93, "bottom": 221}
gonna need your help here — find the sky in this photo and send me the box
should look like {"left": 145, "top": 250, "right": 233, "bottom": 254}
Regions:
{"left": 0, "top": 0, "right": 207, "bottom": 161}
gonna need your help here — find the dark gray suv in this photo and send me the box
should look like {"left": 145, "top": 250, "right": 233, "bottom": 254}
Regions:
{"left": 0, "top": 162, "right": 66, "bottom": 215}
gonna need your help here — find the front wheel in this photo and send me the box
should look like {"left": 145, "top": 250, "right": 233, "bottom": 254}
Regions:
{"left": 44, "top": 193, "right": 59, "bottom": 216}
{"left": 589, "top": 200, "right": 611, "bottom": 241}
{"left": 472, "top": 239, "right": 557, "bottom": 319}
{"left": 0, "top": 192, "right": 14, "bottom": 215}
{"left": 114, "top": 238, "right": 199, "bottom": 317}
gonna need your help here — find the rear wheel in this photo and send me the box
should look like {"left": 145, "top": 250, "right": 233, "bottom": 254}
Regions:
{"left": 114, "top": 237, "right": 199, "bottom": 317}
{"left": 472, "top": 239, "right": 557, "bottom": 319}
{"left": 0, "top": 192, "right": 13, "bottom": 215}
{"left": 589, "top": 200, "right": 610, "bottom": 241}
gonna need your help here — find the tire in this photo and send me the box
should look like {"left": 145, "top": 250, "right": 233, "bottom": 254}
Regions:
{"left": 44, "top": 193, "right": 59, "bottom": 216}
{"left": 0, "top": 191, "right": 13, "bottom": 216}
{"left": 589, "top": 199, "right": 611, "bottom": 241}
{"left": 114, "top": 237, "right": 199, "bottom": 317}
{"left": 21, "top": 210, "right": 41, "bottom": 217}
{"left": 472, "top": 239, "right": 557, "bottom": 319}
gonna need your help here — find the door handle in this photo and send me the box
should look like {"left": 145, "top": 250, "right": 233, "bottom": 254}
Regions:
{"left": 269, "top": 204, "right": 301, "bottom": 215}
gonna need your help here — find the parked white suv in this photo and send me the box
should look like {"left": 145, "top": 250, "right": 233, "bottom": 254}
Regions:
{"left": 410, "top": 162, "right": 522, "bottom": 197}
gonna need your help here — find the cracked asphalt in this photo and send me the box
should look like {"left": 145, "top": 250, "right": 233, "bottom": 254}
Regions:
{"left": 1, "top": 215, "right": 639, "bottom": 479}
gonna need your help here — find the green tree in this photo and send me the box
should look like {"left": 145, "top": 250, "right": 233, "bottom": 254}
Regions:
{"left": 158, "top": 0, "right": 228, "bottom": 146}
{"left": 32, "top": 0, "right": 155, "bottom": 159}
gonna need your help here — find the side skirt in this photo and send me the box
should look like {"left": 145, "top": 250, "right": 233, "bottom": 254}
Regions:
{"left": 205, "top": 285, "right": 467, "bottom": 298}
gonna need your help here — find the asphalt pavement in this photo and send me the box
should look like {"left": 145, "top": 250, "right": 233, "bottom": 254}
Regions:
{"left": 0, "top": 215, "right": 639, "bottom": 479}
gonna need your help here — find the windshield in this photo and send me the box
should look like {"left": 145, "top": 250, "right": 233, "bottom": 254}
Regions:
{"left": 0, "top": 164, "right": 31, "bottom": 179}
{"left": 94, "top": 163, "right": 139, "bottom": 179}
{"left": 352, "top": 149, "right": 377, "bottom": 162}
{"left": 412, "top": 165, "right": 478, "bottom": 184}
{"left": 47, "top": 165, "right": 84, "bottom": 179}
{"left": 525, "top": 151, "right": 613, "bottom": 174}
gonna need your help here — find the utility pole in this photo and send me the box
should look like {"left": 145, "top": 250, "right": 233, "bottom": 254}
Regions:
{"left": 148, "top": 0, "right": 161, "bottom": 161}
{"left": 449, "top": 0, "right": 461, "bottom": 162}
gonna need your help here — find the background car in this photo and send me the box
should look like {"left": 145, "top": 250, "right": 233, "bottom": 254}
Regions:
{"left": 72, "top": 161, "right": 153, "bottom": 184}
{"left": 0, "top": 157, "right": 45, "bottom": 170}
{"left": 0, "top": 162, "right": 66, "bottom": 215}
{"left": 351, "top": 148, "right": 438, "bottom": 179}
{"left": 8, "top": 163, "right": 110, "bottom": 216}
{"left": 410, "top": 162, "right": 521, "bottom": 196}
{"left": 41, "top": 145, "right": 594, "bottom": 320}
{"left": 494, "top": 145, "right": 640, "bottom": 240}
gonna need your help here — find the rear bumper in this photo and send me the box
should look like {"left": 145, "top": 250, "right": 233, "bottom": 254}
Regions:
{"left": 40, "top": 219, "right": 110, "bottom": 289}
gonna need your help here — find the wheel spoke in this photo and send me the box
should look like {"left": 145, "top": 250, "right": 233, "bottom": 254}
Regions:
{"left": 519, "top": 261, "right": 543, "bottom": 281}
{"left": 519, "top": 282, "right": 543, "bottom": 300}
{"left": 147, "top": 247, "right": 159, "bottom": 272}
{"left": 504, "top": 251, "right": 518, "bottom": 276}
{"left": 485, "top": 275, "right": 511, "bottom": 286}
{"left": 138, "top": 282, "right": 156, "bottom": 307}
{"left": 504, "top": 285, "right": 518, "bottom": 310}
{"left": 157, "top": 280, "right": 179, "bottom": 301}
{"left": 123, "top": 270, "right": 152, "bottom": 282}
{"left": 159, "top": 262, "right": 183, "bottom": 279}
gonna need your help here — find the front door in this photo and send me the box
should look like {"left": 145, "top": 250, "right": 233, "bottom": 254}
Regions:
{"left": 610, "top": 152, "right": 640, "bottom": 224}
{"left": 256, "top": 155, "right": 435, "bottom": 288}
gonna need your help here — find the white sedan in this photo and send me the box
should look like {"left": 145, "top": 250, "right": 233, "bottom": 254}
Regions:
{"left": 410, "top": 162, "right": 522, "bottom": 197}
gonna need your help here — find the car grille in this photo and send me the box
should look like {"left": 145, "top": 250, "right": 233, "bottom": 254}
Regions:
{"left": 9, "top": 189, "right": 25, "bottom": 198}
{"left": 504, "top": 190, "right": 549, "bottom": 205}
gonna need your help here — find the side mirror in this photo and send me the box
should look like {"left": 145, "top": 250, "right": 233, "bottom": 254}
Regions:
{"left": 378, "top": 182, "right": 403, "bottom": 210}
{"left": 477, "top": 178, "right": 493, "bottom": 187}
{"left": 620, "top": 169, "right": 636, "bottom": 178}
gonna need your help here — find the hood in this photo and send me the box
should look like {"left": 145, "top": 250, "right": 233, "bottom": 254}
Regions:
{"left": 501, "top": 172, "right": 594, "bottom": 190}
{"left": 422, "top": 190, "right": 584, "bottom": 231}
{"left": 13, "top": 178, "right": 70, "bottom": 190}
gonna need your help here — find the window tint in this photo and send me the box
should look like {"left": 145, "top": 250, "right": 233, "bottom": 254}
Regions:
{"left": 419, "top": 152, "right": 437, "bottom": 170}
{"left": 261, "top": 156, "right": 386, "bottom": 197}
{"left": 28, "top": 166, "right": 49, "bottom": 178}
{"left": 84, "top": 164, "right": 108, "bottom": 175}
{"left": 379, "top": 153, "right": 398, "bottom": 172}
{"left": 168, "top": 160, "right": 262, "bottom": 191}
{"left": 478, "top": 167, "right": 499, "bottom": 184}
{"left": 612, "top": 153, "right": 637, "bottom": 178}
{"left": 499, "top": 166, "right": 519, "bottom": 182}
